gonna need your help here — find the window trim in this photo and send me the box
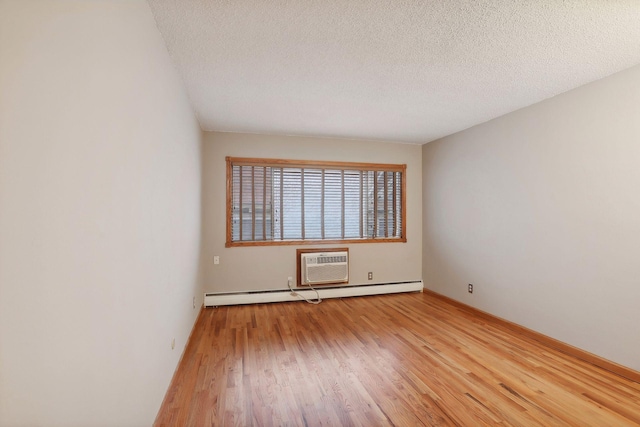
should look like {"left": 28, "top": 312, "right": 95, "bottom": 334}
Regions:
{"left": 226, "top": 156, "right": 407, "bottom": 247}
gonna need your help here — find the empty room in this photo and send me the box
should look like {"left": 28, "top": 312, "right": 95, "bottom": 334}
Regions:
{"left": 1, "top": 1, "right": 640, "bottom": 426}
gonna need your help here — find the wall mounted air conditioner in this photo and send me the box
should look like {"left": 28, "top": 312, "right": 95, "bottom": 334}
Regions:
{"left": 301, "top": 251, "right": 349, "bottom": 285}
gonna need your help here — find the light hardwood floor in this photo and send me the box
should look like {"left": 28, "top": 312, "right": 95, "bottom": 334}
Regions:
{"left": 155, "top": 291, "right": 640, "bottom": 426}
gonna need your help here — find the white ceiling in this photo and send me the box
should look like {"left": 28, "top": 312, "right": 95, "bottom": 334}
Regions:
{"left": 147, "top": 1, "right": 640, "bottom": 144}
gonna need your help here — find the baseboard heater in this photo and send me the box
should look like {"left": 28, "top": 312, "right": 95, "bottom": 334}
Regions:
{"left": 204, "top": 281, "right": 423, "bottom": 307}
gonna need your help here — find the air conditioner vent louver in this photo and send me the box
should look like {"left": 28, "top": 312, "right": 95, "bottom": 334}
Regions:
{"left": 302, "top": 251, "right": 349, "bottom": 285}
{"left": 316, "top": 255, "right": 347, "bottom": 264}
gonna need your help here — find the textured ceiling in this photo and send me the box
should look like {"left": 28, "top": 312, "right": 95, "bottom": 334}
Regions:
{"left": 147, "top": 1, "right": 640, "bottom": 144}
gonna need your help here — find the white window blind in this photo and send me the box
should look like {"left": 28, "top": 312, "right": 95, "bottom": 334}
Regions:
{"left": 227, "top": 157, "right": 405, "bottom": 246}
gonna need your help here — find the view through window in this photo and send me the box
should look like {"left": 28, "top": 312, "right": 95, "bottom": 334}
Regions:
{"left": 226, "top": 157, "right": 406, "bottom": 246}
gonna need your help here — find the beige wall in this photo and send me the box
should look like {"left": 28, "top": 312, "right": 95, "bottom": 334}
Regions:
{"left": 202, "top": 132, "right": 422, "bottom": 293}
{"left": 422, "top": 64, "right": 640, "bottom": 371}
{"left": 0, "top": 1, "right": 203, "bottom": 425}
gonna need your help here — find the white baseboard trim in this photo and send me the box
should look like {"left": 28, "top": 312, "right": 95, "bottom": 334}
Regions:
{"left": 204, "top": 281, "right": 423, "bottom": 307}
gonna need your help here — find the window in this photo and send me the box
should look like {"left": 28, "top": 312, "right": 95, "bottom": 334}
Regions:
{"left": 226, "top": 157, "right": 406, "bottom": 247}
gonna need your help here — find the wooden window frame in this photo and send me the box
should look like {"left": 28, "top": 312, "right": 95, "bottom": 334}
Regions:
{"left": 226, "top": 156, "right": 407, "bottom": 247}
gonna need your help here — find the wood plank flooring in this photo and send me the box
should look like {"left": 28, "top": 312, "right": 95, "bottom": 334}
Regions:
{"left": 155, "top": 292, "right": 640, "bottom": 426}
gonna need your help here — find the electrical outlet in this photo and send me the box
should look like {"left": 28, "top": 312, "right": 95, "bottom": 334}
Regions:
{"left": 213, "top": 256, "right": 220, "bottom": 265}
{"left": 193, "top": 296, "right": 196, "bottom": 309}
{"left": 171, "top": 338, "right": 175, "bottom": 350}
{"left": 368, "top": 272, "right": 373, "bottom": 280}
{"left": 468, "top": 284, "right": 473, "bottom": 293}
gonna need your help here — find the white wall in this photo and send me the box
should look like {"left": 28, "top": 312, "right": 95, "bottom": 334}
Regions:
{"left": 422, "top": 64, "right": 640, "bottom": 371}
{"left": 0, "top": 1, "right": 203, "bottom": 426}
{"left": 202, "top": 132, "right": 422, "bottom": 293}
